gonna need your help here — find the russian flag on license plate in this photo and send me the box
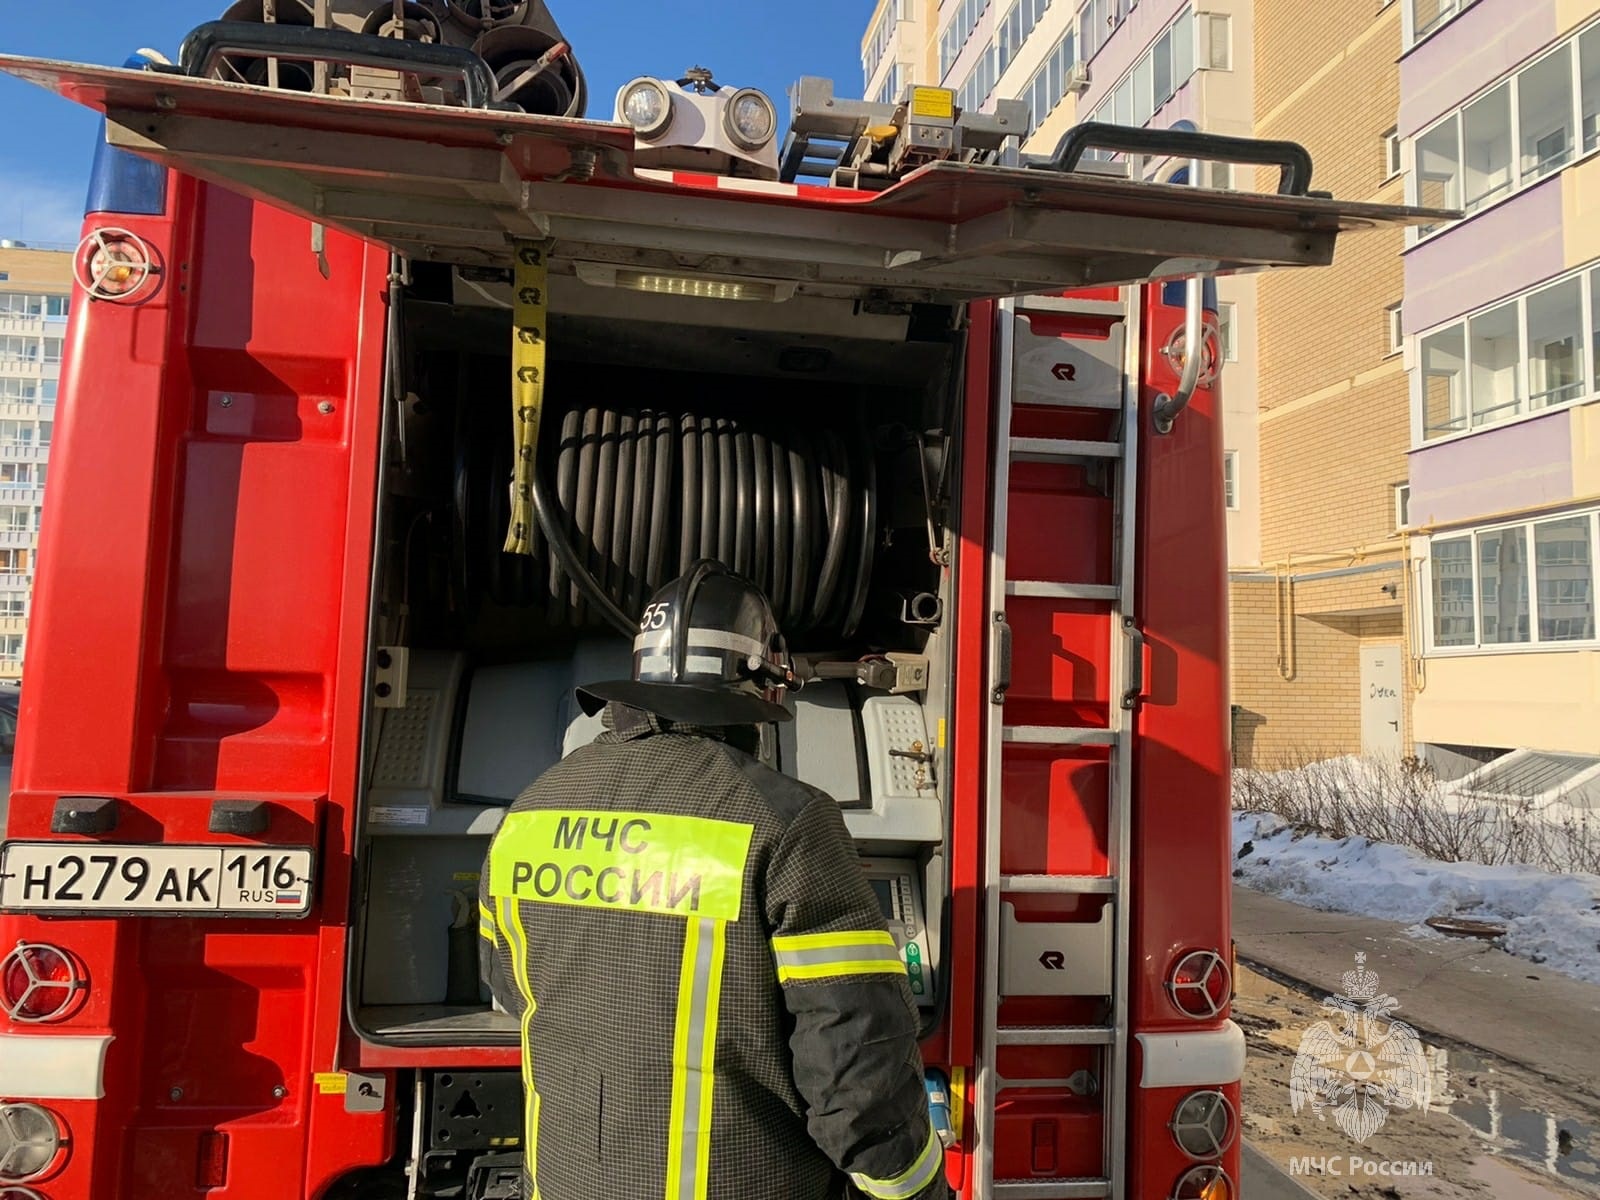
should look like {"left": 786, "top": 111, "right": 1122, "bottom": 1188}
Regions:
{"left": 276, "top": 891, "right": 303, "bottom": 905}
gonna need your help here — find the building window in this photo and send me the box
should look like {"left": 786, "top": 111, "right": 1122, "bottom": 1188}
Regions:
{"left": 1408, "top": 0, "right": 1480, "bottom": 47}
{"left": 1478, "top": 525, "right": 1530, "bottom": 644}
{"left": 863, "top": 4, "right": 898, "bottom": 89}
{"left": 1386, "top": 302, "right": 1404, "bottom": 354}
{"left": 1394, "top": 483, "right": 1411, "bottom": 529}
{"left": 0, "top": 549, "right": 27, "bottom": 574}
{"left": 41, "top": 337, "right": 63, "bottom": 365}
{"left": 0, "top": 596, "right": 24, "bottom": 617}
{"left": 1408, "top": 26, "right": 1600, "bottom": 236}
{"left": 0, "top": 336, "right": 38, "bottom": 364}
{"left": 1065, "top": 8, "right": 1195, "bottom": 136}
{"left": 44, "top": 295, "right": 68, "bottom": 320}
{"left": 1583, "top": 25, "right": 1600, "bottom": 154}
{"left": 1217, "top": 301, "right": 1238, "bottom": 361}
{"left": 874, "top": 64, "right": 903, "bottom": 106}
{"left": 1223, "top": 450, "right": 1238, "bottom": 510}
{"left": 1198, "top": 13, "right": 1231, "bottom": 70}
{"left": 997, "top": 0, "right": 1052, "bottom": 80}
{"left": 0, "top": 379, "right": 37, "bottom": 402}
{"left": 1024, "top": 29, "right": 1079, "bottom": 132}
{"left": 40, "top": 380, "right": 56, "bottom": 403}
{"left": 1383, "top": 127, "right": 1402, "bottom": 179}
{"left": 1415, "top": 263, "right": 1600, "bottom": 441}
{"left": 1462, "top": 82, "right": 1513, "bottom": 211}
{"left": 1426, "top": 509, "right": 1598, "bottom": 651}
{"left": 940, "top": 0, "right": 992, "bottom": 77}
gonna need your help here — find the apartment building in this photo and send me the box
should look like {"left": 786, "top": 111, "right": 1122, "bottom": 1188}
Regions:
{"left": 1226, "top": 2, "right": 1412, "bottom": 767}
{"left": 1399, "top": 0, "right": 1600, "bottom": 777}
{"left": 0, "top": 242, "right": 68, "bottom": 681}
{"left": 862, "top": 0, "right": 940, "bottom": 106}
{"left": 874, "top": 0, "right": 1261, "bottom": 563}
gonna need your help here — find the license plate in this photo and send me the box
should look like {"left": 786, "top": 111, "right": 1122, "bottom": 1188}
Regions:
{"left": 0, "top": 843, "right": 314, "bottom": 916}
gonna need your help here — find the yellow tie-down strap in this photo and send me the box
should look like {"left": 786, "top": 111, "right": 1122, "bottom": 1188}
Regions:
{"left": 505, "top": 239, "right": 552, "bottom": 556}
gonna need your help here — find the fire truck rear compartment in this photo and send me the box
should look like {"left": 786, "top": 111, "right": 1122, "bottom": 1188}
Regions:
{"left": 353, "top": 269, "right": 968, "bottom": 1046}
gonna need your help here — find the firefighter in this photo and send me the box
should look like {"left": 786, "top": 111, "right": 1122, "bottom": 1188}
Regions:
{"left": 478, "top": 559, "right": 950, "bottom": 1200}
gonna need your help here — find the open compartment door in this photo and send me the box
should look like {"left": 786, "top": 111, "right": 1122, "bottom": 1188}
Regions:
{"left": 1, "top": 53, "right": 1451, "bottom": 300}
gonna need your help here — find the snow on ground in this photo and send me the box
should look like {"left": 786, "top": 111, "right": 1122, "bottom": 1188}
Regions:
{"left": 1231, "top": 810, "right": 1600, "bottom": 986}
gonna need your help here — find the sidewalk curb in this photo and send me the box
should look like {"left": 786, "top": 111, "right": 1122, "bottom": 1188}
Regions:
{"left": 1231, "top": 886, "right": 1600, "bottom": 1102}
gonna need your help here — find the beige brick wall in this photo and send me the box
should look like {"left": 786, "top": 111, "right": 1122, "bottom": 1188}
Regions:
{"left": 1258, "top": 368, "right": 1409, "bottom": 561}
{"left": 1254, "top": 0, "right": 1388, "bottom": 128}
{"left": 1229, "top": 580, "right": 1363, "bottom": 765}
{"left": 1228, "top": 0, "right": 1412, "bottom": 766}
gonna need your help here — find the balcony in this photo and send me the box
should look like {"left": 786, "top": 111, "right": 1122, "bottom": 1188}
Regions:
{"left": 0, "top": 360, "right": 42, "bottom": 380}
{"left": 0, "top": 402, "right": 49, "bottom": 420}
{"left": 0, "top": 531, "right": 37, "bottom": 549}
{"left": 0, "top": 574, "right": 32, "bottom": 590}
{"left": 0, "top": 444, "right": 48, "bottom": 463}
{"left": 0, "top": 316, "right": 46, "bottom": 336}
{"left": 0, "top": 486, "right": 41, "bottom": 504}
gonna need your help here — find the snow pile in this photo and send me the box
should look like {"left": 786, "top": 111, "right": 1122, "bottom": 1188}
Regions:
{"left": 1232, "top": 755, "right": 1600, "bottom": 875}
{"left": 1231, "top": 810, "right": 1600, "bottom": 986}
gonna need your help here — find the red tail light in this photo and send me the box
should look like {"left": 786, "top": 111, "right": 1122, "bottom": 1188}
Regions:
{"left": 74, "top": 228, "right": 159, "bottom": 303}
{"left": 197, "top": 1130, "right": 229, "bottom": 1190}
{"left": 1, "top": 944, "right": 86, "bottom": 1024}
{"left": 1167, "top": 950, "right": 1230, "bottom": 1019}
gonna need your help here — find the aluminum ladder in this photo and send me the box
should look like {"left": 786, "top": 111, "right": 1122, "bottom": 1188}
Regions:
{"left": 971, "top": 291, "right": 1143, "bottom": 1200}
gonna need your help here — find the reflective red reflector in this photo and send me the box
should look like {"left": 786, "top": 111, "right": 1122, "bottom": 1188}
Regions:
{"left": 1030, "top": 1119, "right": 1058, "bottom": 1174}
{"left": 1, "top": 943, "right": 85, "bottom": 1024}
{"left": 1167, "top": 950, "right": 1230, "bottom": 1020}
{"left": 197, "top": 1131, "right": 228, "bottom": 1190}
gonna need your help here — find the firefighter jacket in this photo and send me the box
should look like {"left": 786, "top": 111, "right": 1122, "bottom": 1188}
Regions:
{"left": 478, "top": 702, "right": 948, "bottom": 1200}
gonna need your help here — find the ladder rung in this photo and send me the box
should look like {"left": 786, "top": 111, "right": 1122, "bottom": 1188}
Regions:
{"left": 1003, "top": 726, "right": 1115, "bottom": 746}
{"left": 996, "top": 1024, "right": 1114, "bottom": 1046}
{"left": 1014, "top": 393, "right": 1126, "bottom": 412}
{"left": 1001, "top": 874, "right": 1117, "bottom": 895}
{"left": 1006, "top": 581, "right": 1120, "bottom": 601}
{"left": 994, "top": 1178, "right": 1112, "bottom": 1199}
{"left": 1009, "top": 437, "right": 1120, "bottom": 462}
{"left": 1018, "top": 295, "right": 1125, "bottom": 317}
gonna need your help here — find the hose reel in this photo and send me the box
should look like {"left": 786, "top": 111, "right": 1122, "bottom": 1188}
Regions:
{"left": 460, "top": 402, "right": 879, "bottom": 641}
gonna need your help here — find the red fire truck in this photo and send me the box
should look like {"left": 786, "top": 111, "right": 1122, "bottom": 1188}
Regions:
{"left": 0, "top": 6, "right": 1439, "bottom": 1199}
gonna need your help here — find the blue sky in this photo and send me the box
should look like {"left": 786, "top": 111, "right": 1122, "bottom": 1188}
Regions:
{"left": 0, "top": 1, "right": 870, "bottom": 245}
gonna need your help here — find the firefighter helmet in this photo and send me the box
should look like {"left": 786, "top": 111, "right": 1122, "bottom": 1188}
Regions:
{"left": 575, "top": 560, "right": 796, "bottom": 726}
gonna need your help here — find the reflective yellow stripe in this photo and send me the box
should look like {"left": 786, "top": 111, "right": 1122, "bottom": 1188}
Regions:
{"left": 772, "top": 929, "right": 897, "bottom": 953}
{"left": 851, "top": 1122, "right": 945, "bottom": 1200}
{"left": 694, "top": 920, "right": 727, "bottom": 1193}
{"left": 498, "top": 896, "right": 542, "bottom": 1200}
{"left": 772, "top": 929, "right": 905, "bottom": 984}
{"left": 666, "top": 916, "right": 725, "bottom": 1200}
{"left": 777, "top": 959, "right": 909, "bottom": 984}
{"left": 490, "top": 810, "right": 754, "bottom": 921}
{"left": 479, "top": 901, "right": 495, "bottom": 925}
{"left": 478, "top": 920, "right": 497, "bottom": 944}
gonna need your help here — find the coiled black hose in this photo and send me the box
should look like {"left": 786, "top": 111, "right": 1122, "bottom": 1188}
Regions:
{"left": 511, "top": 404, "right": 877, "bottom": 640}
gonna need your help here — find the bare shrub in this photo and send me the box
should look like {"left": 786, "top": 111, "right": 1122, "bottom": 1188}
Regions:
{"left": 1231, "top": 753, "right": 1600, "bottom": 876}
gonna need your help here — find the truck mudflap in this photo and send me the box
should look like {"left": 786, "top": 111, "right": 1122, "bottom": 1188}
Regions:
{"left": 0, "top": 54, "right": 1450, "bottom": 301}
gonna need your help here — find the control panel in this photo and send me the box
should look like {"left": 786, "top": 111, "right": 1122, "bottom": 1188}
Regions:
{"left": 859, "top": 856, "right": 934, "bottom": 1008}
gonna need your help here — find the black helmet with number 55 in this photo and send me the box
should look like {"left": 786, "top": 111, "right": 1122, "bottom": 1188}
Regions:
{"left": 575, "top": 559, "right": 797, "bottom": 726}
